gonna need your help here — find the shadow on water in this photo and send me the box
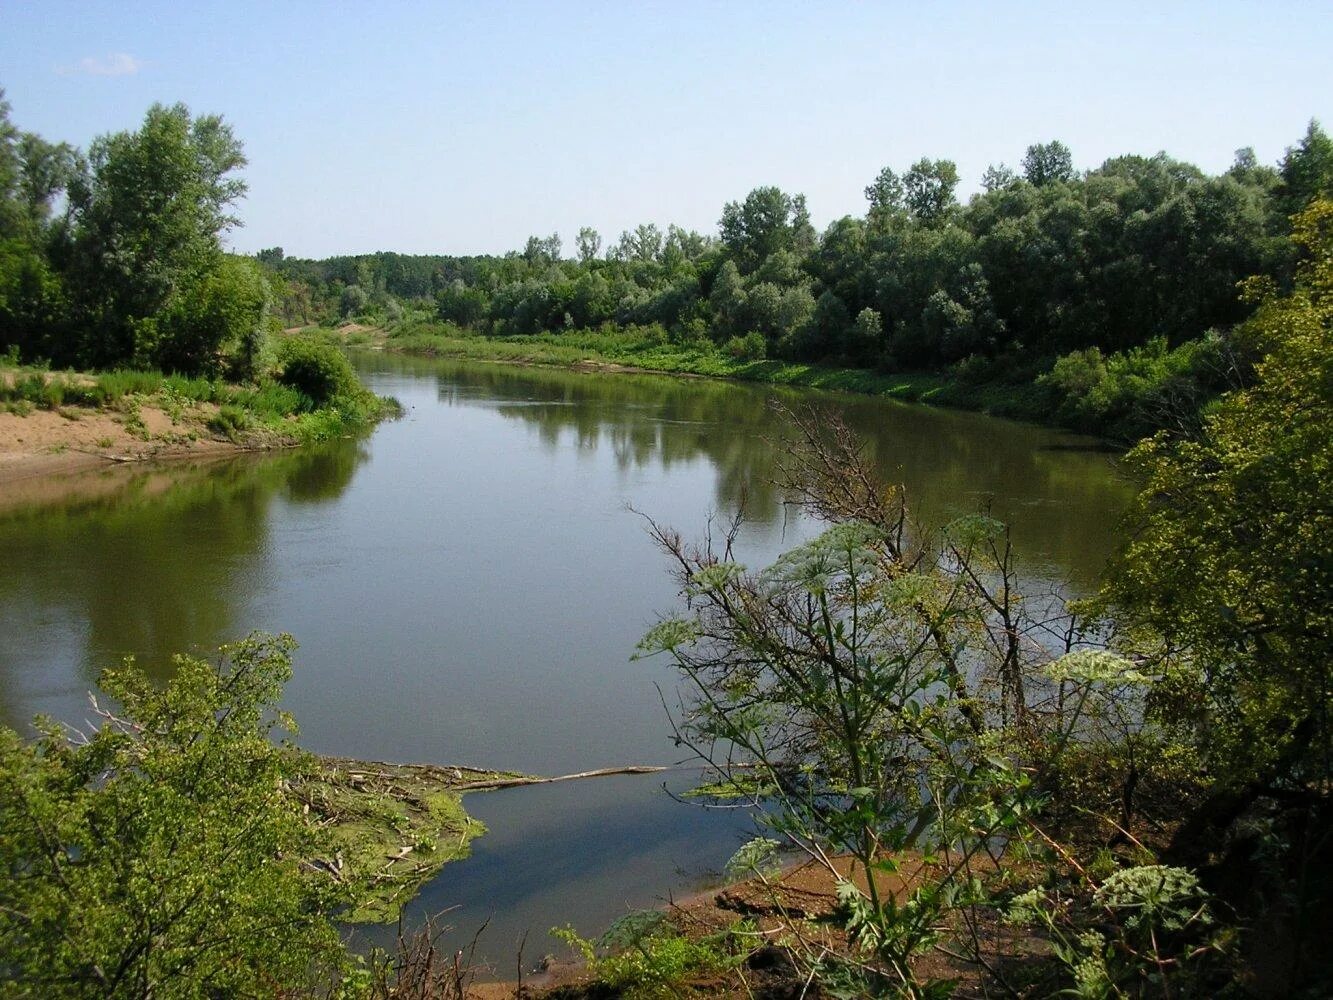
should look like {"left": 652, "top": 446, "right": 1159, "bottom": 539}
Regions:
{"left": 0, "top": 440, "right": 368, "bottom": 731}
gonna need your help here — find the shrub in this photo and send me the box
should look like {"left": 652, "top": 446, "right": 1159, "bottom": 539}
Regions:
{"left": 0, "top": 634, "right": 346, "bottom": 996}
{"left": 208, "top": 403, "right": 254, "bottom": 440}
{"left": 275, "top": 338, "right": 359, "bottom": 408}
{"left": 723, "top": 331, "right": 766, "bottom": 361}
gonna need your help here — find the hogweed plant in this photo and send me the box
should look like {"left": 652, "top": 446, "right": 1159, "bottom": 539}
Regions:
{"left": 637, "top": 406, "right": 1209, "bottom": 996}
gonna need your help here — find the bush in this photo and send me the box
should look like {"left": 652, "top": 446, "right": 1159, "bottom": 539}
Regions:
{"left": 0, "top": 634, "right": 347, "bottom": 996}
{"left": 275, "top": 338, "right": 359, "bottom": 408}
{"left": 555, "top": 915, "right": 741, "bottom": 1000}
{"left": 207, "top": 404, "right": 254, "bottom": 441}
{"left": 1038, "top": 335, "right": 1238, "bottom": 440}
{"left": 723, "top": 331, "right": 766, "bottom": 361}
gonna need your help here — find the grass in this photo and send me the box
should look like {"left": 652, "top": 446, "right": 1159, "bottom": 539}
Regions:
{"left": 354, "top": 321, "right": 1048, "bottom": 424}
{"left": 0, "top": 356, "right": 400, "bottom": 448}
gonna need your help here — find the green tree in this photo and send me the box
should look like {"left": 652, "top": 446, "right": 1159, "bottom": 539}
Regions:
{"left": 846, "top": 305, "right": 882, "bottom": 363}
{"left": 576, "top": 226, "right": 602, "bottom": 263}
{"left": 612, "top": 223, "right": 663, "bottom": 264}
{"left": 0, "top": 633, "right": 346, "bottom": 997}
{"left": 636, "top": 410, "right": 1154, "bottom": 996}
{"left": 1277, "top": 119, "right": 1333, "bottom": 216}
{"left": 62, "top": 103, "right": 256, "bottom": 372}
{"left": 708, "top": 258, "right": 748, "bottom": 337}
{"left": 902, "top": 157, "right": 959, "bottom": 224}
{"left": 864, "top": 165, "right": 906, "bottom": 231}
{"left": 522, "top": 232, "right": 561, "bottom": 267}
{"left": 719, "top": 186, "right": 814, "bottom": 272}
{"left": 981, "top": 163, "right": 1018, "bottom": 192}
{"left": 1101, "top": 199, "right": 1333, "bottom": 842}
{"left": 1022, "top": 139, "right": 1075, "bottom": 186}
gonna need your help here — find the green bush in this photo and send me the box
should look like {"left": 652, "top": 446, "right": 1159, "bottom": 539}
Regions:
{"left": 275, "top": 339, "right": 359, "bottom": 408}
{"left": 208, "top": 404, "right": 254, "bottom": 441}
{"left": 723, "top": 331, "right": 767, "bottom": 361}
{"left": 555, "top": 916, "right": 742, "bottom": 1000}
{"left": 1037, "top": 335, "right": 1237, "bottom": 440}
{"left": 94, "top": 368, "right": 166, "bottom": 402}
{"left": 0, "top": 634, "right": 347, "bottom": 996}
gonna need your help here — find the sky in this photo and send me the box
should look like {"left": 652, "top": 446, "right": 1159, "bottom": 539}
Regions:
{"left": 1, "top": 1, "right": 1329, "bottom": 259}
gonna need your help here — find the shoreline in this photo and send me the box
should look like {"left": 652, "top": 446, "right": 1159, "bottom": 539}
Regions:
{"left": 0, "top": 398, "right": 300, "bottom": 507}
{"left": 312, "top": 323, "right": 1122, "bottom": 446}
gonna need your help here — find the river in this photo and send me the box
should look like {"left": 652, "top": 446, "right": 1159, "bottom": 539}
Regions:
{"left": 0, "top": 353, "right": 1133, "bottom": 970}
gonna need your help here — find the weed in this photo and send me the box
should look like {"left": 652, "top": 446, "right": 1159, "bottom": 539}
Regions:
{"left": 96, "top": 369, "right": 164, "bottom": 401}
{"left": 208, "top": 405, "right": 254, "bottom": 442}
{"left": 554, "top": 916, "right": 745, "bottom": 1000}
{"left": 158, "top": 383, "right": 191, "bottom": 423}
{"left": 118, "top": 395, "right": 149, "bottom": 439}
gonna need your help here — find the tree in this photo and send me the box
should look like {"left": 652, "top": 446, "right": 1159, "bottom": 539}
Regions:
{"left": 864, "top": 165, "right": 905, "bottom": 215}
{"left": 1101, "top": 199, "right": 1333, "bottom": 844}
{"left": 436, "top": 277, "right": 488, "bottom": 327}
{"left": 62, "top": 103, "right": 258, "bottom": 372}
{"left": 1022, "top": 139, "right": 1075, "bottom": 187}
{"left": 576, "top": 226, "right": 602, "bottom": 263}
{"left": 157, "top": 253, "right": 271, "bottom": 378}
{"left": 846, "top": 306, "right": 882, "bottom": 363}
{"left": 635, "top": 409, "right": 1165, "bottom": 996}
{"left": 523, "top": 232, "right": 561, "bottom": 267}
{"left": 902, "top": 157, "right": 959, "bottom": 224}
{"left": 708, "top": 258, "right": 748, "bottom": 336}
{"left": 1277, "top": 119, "right": 1333, "bottom": 217}
{"left": 719, "top": 186, "right": 815, "bottom": 272}
{"left": 0, "top": 90, "right": 76, "bottom": 240}
{"left": 663, "top": 224, "right": 711, "bottom": 263}
{"left": 0, "top": 633, "right": 346, "bottom": 996}
{"left": 612, "top": 223, "right": 663, "bottom": 264}
{"left": 980, "top": 163, "right": 1018, "bottom": 192}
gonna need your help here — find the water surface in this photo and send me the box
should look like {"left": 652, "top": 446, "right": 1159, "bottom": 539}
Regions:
{"left": 0, "top": 354, "right": 1133, "bottom": 969}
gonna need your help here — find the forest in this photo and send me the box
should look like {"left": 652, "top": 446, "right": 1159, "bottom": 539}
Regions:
{"left": 260, "top": 126, "right": 1332, "bottom": 440}
{"left": 0, "top": 92, "right": 390, "bottom": 443}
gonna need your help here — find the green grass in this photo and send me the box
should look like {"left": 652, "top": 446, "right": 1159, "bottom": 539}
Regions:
{"left": 374, "top": 321, "right": 1045, "bottom": 420}
{"left": 295, "top": 757, "right": 524, "bottom": 924}
{"left": 0, "top": 360, "right": 399, "bottom": 446}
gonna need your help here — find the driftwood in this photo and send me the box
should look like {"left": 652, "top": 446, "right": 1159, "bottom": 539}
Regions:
{"left": 452, "top": 764, "right": 671, "bottom": 791}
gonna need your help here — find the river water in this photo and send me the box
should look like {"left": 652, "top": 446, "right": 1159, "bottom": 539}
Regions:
{"left": 0, "top": 353, "right": 1133, "bottom": 970}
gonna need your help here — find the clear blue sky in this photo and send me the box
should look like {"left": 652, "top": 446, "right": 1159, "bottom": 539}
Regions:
{"left": 2, "top": 1, "right": 1329, "bottom": 258}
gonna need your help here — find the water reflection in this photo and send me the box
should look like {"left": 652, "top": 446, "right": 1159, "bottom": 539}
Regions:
{"left": 364, "top": 352, "right": 1134, "bottom": 588}
{"left": 0, "top": 441, "right": 367, "bottom": 730}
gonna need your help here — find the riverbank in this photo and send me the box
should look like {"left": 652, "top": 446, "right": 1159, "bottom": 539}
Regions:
{"left": 0, "top": 356, "right": 398, "bottom": 487}
{"left": 457, "top": 850, "right": 1022, "bottom": 998}
{"left": 300, "top": 322, "right": 1056, "bottom": 429}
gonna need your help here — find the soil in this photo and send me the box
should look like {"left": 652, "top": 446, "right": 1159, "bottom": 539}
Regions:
{"left": 0, "top": 392, "right": 293, "bottom": 511}
{"left": 457, "top": 850, "right": 1051, "bottom": 999}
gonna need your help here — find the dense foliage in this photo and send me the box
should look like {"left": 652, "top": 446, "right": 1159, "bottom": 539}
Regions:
{"left": 1101, "top": 200, "right": 1333, "bottom": 867}
{"left": 0, "top": 634, "right": 346, "bottom": 997}
{"left": 263, "top": 123, "right": 1331, "bottom": 439}
{"left": 628, "top": 203, "right": 1332, "bottom": 995}
{"left": 0, "top": 92, "right": 273, "bottom": 377}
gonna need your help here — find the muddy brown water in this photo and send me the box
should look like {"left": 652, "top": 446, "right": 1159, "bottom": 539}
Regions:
{"left": 0, "top": 353, "right": 1133, "bottom": 971}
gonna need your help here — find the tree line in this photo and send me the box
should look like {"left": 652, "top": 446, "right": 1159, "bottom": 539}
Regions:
{"left": 0, "top": 91, "right": 272, "bottom": 377}
{"left": 262, "top": 126, "right": 1332, "bottom": 437}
